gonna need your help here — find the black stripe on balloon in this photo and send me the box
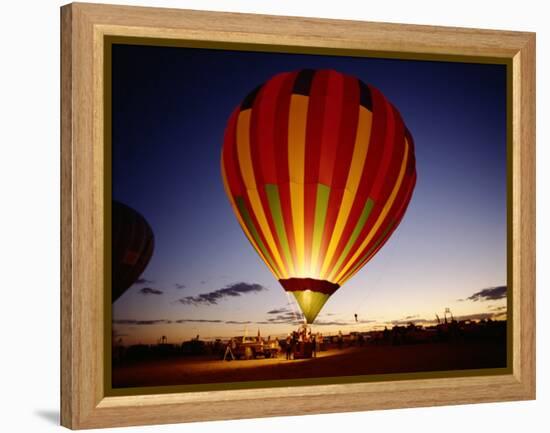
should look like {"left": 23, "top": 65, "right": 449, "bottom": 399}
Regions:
{"left": 292, "top": 69, "right": 315, "bottom": 96}
{"left": 359, "top": 81, "right": 373, "bottom": 110}
{"left": 240, "top": 84, "right": 263, "bottom": 110}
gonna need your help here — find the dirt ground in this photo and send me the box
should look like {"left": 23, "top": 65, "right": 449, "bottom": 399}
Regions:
{"left": 112, "top": 341, "right": 507, "bottom": 388}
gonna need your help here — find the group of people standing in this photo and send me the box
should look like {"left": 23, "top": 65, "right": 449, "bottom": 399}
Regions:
{"left": 285, "top": 324, "right": 323, "bottom": 360}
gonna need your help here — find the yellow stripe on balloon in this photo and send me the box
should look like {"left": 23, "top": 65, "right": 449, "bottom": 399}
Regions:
{"left": 332, "top": 136, "right": 409, "bottom": 284}
{"left": 320, "top": 106, "right": 373, "bottom": 280}
{"left": 220, "top": 160, "right": 281, "bottom": 279}
{"left": 236, "top": 109, "right": 288, "bottom": 279}
{"left": 288, "top": 95, "right": 309, "bottom": 277}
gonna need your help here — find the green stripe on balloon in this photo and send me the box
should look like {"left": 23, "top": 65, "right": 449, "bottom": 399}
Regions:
{"left": 265, "top": 184, "right": 293, "bottom": 271}
{"left": 331, "top": 198, "right": 374, "bottom": 280}
{"left": 235, "top": 196, "right": 280, "bottom": 276}
{"left": 311, "top": 184, "right": 331, "bottom": 265}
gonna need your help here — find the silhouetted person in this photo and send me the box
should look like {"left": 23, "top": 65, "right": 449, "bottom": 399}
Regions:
{"left": 224, "top": 338, "right": 236, "bottom": 361}
{"left": 383, "top": 326, "right": 390, "bottom": 343}
{"left": 291, "top": 334, "right": 298, "bottom": 359}
{"left": 285, "top": 334, "right": 292, "bottom": 360}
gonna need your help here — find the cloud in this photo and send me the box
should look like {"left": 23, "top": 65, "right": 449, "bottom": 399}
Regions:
{"left": 268, "top": 315, "right": 297, "bottom": 323}
{"left": 175, "top": 318, "right": 223, "bottom": 323}
{"left": 113, "top": 319, "right": 172, "bottom": 325}
{"left": 267, "top": 307, "right": 291, "bottom": 315}
{"left": 225, "top": 320, "right": 253, "bottom": 325}
{"left": 175, "top": 282, "right": 268, "bottom": 306}
{"left": 265, "top": 311, "right": 301, "bottom": 324}
{"left": 461, "top": 285, "right": 507, "bottom": 302}
{"left": 386, "top": 314, "right": 425, "bottom": 325}
{"left": 489, "top": 305, "right": 507, "bottom": 312}
{"left": 174, "top": 283, "right": 186, "bottom": 289}
{"left": 247, "top": 311, "right": 303, "bottom": 325}
{"left": 135, "top": 278, "right": 153, "bottom": 285}
{"left": 267, "top": 302, "right": 301, "bottom": 315}
{"left": 139, "top": 287, "right": 163, "bottom": 295}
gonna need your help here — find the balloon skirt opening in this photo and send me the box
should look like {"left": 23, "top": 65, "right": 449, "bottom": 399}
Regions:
{"left": 279, "top": 278, "right": 339, "bottom": 324}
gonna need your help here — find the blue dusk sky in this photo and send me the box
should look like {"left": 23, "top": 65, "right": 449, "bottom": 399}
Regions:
{"left": 111, "top": 44, "right": 507, "bottom": 344}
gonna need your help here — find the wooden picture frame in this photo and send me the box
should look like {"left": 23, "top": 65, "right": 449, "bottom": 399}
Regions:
{"left": 60, "top": 2, "right": 535, "bottom": 429}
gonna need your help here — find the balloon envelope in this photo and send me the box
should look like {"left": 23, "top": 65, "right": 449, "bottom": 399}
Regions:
{"left": 221, "top": 69, "right": 416, "bottom": 323}
{"left": 111, "top": 201, "right": 155, "bottom": 302}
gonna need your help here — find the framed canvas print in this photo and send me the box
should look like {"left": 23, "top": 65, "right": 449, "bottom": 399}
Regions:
{"left": 60, "top": 2, "right": 536, "bottom": 429}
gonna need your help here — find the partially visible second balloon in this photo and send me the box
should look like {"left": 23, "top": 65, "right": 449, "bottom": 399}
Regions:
{"left": 112, "top": 201, "right": 155, "bottom": 302}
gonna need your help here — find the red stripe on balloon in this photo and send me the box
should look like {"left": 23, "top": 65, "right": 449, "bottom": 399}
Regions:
{"left": 255, "top": 73, "right": 290, "bottom": 184}
{"left": 371, "top": 101, "right": 405, "bottom": 202}
{"left": 274, "top": 73, "right": 300, "bottom": 267}
{"left": 221, "top": 108, "right": 244, "bottom": 196}
{"left": 318, "top": 70, "right": 345, "bottom": 186}
{"left": 303, "top": 70, "right": 328, "bottom": 184}
{"left": 303, "top": 70, "right": 330, "bottom": 271}
{"left": 325, "top": 84, "right": 388, "bottom": 277}
{"left": 303, "top": 182, "right": 317, "bottom": 270}
{"left": 249, "top": 84, "right": 291, "bottom": 273}
{"left": 274, "top": 73, "right": 297, "bottom": 185}
{"left": 331, "top": 75, "right": 360, "bottom": 190}
{"left": 315, "top": 74, "right": 360, "bottom": 275}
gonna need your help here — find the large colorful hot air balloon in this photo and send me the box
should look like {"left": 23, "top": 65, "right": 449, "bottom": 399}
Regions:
{"left": 221, "top": 69, "right": 416, "bottom": 323}
{"left": 112, "top": 200, "right": 155, "bottom": 302}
